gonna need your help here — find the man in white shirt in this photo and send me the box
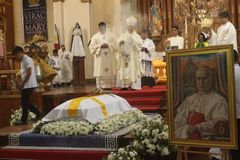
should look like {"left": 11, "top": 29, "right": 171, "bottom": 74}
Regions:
{"left": 12, "top": 46, "right": 41, "bottom": 125}
{"left": 166, "top": 25, "right": 184, "bottom": 50}
{"left": 216, "top": 11, "right": 238, "bottom": 51}
{"left": 140, "top": 29, "right": 156, "bottom": 86}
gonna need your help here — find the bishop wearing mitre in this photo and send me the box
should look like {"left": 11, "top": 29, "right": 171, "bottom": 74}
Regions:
{"left": 117, "top": 16, "right": 143, "bottom": 90}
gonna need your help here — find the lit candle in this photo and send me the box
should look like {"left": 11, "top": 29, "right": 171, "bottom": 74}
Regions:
{"left": 163, "top": 68, "right": 166, "bottom": 77}
{"left": 157, "top": 68, "right": 160, "bottom": 74}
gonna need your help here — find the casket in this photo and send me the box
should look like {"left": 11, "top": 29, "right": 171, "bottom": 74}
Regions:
{"left": 42, "top": 94, "right": 134, "bottom": 124}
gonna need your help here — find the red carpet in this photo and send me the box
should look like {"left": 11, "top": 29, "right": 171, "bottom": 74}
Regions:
{"left": 0, "top": 148, "right": 109, "bottom": 160}
{"left": 112, "top": 86, "right": 167, "bottom": 112}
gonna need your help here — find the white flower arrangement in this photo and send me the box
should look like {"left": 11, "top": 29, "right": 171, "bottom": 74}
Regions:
{"left": 31, "top": 110, "right": 175, "bottom": 159}
{"left": 95, "top": 109, "right": 146, "bottom": 134}
{"left": 132, "top": 114, "right": 172, "bottom": 156}
{"left": 105, "top": 114, "right": 175, "bottom": 160}
{"left": 32, "top": 110, "right": 145, "bottom": 136}
{"left": 10, "top": 108, "right": 36, "bottom": 126}
{"left": 105, "top": 145, "right": 141, "bottom": 160}
{"left": 40, "top": 119, "right": 94, "bottom": 136}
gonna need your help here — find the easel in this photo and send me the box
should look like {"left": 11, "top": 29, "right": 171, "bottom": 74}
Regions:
{"left": 176, "top": 146, "right": 232, "bottom": 160}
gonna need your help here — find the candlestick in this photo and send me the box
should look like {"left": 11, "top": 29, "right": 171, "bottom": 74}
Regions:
{"left": 185, "top": 17, "right": 188, "bottom": 35}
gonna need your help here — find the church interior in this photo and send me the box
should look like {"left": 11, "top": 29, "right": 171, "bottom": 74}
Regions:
{"left": 0, "top": 0, "right": 240, "bottom": 160}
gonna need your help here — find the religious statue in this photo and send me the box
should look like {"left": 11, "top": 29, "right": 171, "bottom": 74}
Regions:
{"left": 24, "top": 43, "right": 57, "bottom": 90}
{"left": 150, "top": 0, "right": 163, "bottom": 36}
{"left": 70, "top": 23, "right": 86, "bottom": 86}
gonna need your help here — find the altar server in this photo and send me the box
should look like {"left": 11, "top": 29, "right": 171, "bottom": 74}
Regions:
{"left": 50, "top": 49, "right": 62, "bottom": 87}
{"left": 216, "top": 11, "right": 238, "bottom": 51}
{"left": 58, "top": 45, "right": 73, "bottom": 86}
{"left": 140, "top": 29, "right": 156, "bottom": 86}
{"left": 166, "top": 25, "right": 184, "bottom": 50}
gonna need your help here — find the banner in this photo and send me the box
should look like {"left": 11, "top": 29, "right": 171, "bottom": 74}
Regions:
{"left": 23, "top": 0, "right": 48, "bottom": 43}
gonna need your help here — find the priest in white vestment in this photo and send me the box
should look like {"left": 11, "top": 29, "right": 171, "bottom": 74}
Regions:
{"left": 216, "top": 11, "right": 238, "bottom": 51}
{"left": 117, "top": 16, "right": 143, "bottom": 90}
{"left": 58, "top": 45, "right": 73, "bottom": 86}
{"left": 50, "top": 49, "right": 62, "bottom": 86}
{"left": 166, "top": 25, "right": 184, "bottom": 50}
{"left": 89, "top": 22, "right": 118, "bottom": 89}
{"left": 175, "top": 67, "right": 229, "bottom": 140}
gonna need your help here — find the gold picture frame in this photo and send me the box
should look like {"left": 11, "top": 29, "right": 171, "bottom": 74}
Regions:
{"left": 81, "top": 0, "right": 91, "bottom": 3}
{"left": 167, "top": 45, "right": 237, "bottom": 148}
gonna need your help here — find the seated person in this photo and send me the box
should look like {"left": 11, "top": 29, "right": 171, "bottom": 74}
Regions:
{"left": 194, "top": 32, "right": 209, "bottom": 48}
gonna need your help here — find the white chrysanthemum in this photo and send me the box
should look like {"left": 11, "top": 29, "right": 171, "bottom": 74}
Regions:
{"left": 161, "top": 147, "right": 170, "bottom": 156}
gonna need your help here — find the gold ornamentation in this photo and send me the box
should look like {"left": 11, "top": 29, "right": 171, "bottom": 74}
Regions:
{"left": 28, "top": 0, "right": 40, "bottom": 5}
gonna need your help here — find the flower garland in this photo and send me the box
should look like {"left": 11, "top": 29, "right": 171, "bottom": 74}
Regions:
{"left": 10, "top": 108, "right": 36, "bottom": 126}
{"left": 105, "top": 114, "right": 175, "bottom": 160}
{"left": 32, "top": 110, "right": 145, "bottom": 136}
{"left": 40, "top": 119, "right": 94, "bottom": 136}
{"left": 94, "top": 109, "right": 146, "bottom": 134}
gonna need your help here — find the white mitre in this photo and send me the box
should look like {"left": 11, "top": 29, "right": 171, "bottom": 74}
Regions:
{"left": 126, "top": 16, "right": 137, "bottom": 26}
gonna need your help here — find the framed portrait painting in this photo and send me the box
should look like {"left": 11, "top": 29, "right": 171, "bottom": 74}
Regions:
{"left": 167, "top": 45, "right": 237, "bottom": 148}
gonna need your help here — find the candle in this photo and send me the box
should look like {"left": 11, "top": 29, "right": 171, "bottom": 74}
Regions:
{"left": 157, "top": 68, "right": 160, "bottom": 74}
{"left": 163, "top": 68, "right": 166, "bottom": 77}
{"left": 185, "top": 17, "right": 188, "bottom": 35}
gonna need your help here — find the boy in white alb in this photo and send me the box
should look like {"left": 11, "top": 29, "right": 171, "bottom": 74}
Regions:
{"left": 12, "top": 46, "right": 41, "bottom": 124}
{"left": 140, "top": 29, "right": 156, "bottom": 86}
{"left": 216, "top": 11, "right": 238, "bottom": 51}
{"left": 166, "top": 25, "right": 184, "bottom": 50}
{"left": 50, "top": 49, "right": 62, "bottom": 87}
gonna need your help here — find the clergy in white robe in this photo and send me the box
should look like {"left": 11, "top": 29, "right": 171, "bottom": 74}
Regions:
{"left": 140, "top": 29, "right": 155, "bottom": 77}
{"left": 216, "top": 11, "right": 238, "bottom": 51}
{"left": 50, "top": 49, "right": 62, "bottom": 86}
{"left": 117, "top": 16, "right": 143, "bottom": 90}
{"left": 175, "top": 67, "right": 228, "bottom": 140}
{"left": 89, "top": 22, "right": 118, "bottom": 89}
{"left": 58, "top": 45, "right": 73, "bottom": 85}
{"left": 166, "top": 25, "right": 184, "bottom": 50}
{"left": 70, "top": 23, "right": 86, "bottom": 86}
